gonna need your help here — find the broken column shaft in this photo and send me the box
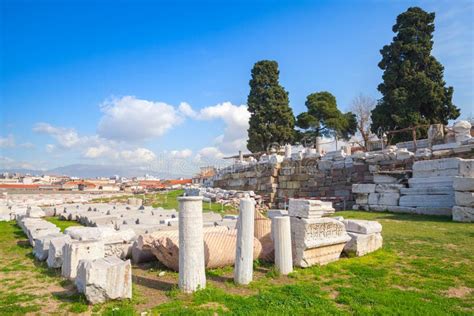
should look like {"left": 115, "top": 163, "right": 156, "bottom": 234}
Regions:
{"left": 273, "top": 216, "right": 293, "bottom": 275}
{"left": 234, "top": 196, "right": 255, "bottom": 285}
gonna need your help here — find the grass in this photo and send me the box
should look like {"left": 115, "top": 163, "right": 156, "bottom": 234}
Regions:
{"left": 92, "top": 189, "right": 236, "bottom": 214}
{"left": 45, "top": 216, "right": 82, "bottom": 232}
{"left": 0, "top": 210, "right": 473, "bottom": 315}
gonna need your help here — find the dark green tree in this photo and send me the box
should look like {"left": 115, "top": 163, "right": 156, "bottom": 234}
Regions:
{"left": 247, "top": 60, "right": 295, "bottom": 152}
{"left": 371, "top": 7, "right": 460, "bottom": 141}
{"left": 295, "top": 91, "right": 357, "bottom": 145}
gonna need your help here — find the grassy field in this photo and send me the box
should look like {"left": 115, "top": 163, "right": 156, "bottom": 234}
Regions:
{"left": 0, "top": 211, "right": 472, "bottom": 315}
{"left": 92, "top": 189, "right": 236, "bottom": 214}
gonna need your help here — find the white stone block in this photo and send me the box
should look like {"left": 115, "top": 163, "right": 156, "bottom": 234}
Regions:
{"left": 452, "top": 206, "right": 474, "bottom": 222}
{"left": 33, "top": 233, "right": 64, "bottom": 261}
{"left": 408, "top": 177, "right": 454, "bottom": 189}
{"left": 76, "top": 257, "right": 132, "bottom": 304}
{"left": 399, "top": 195, "right": 454, "bottom": 208}
{"left": 412, "top": 158, "right": 461, "bottom": 172}
{"left": 373, "top": 175, "right": 398, "bottom": 184}
{"left": 368, "top": 193, "right": 399, "bottom": 206}
{"left": 453, "top": 177, "right": 474, "bottom": 192}
{"left": 412, "top": 168, "right": 459, "bottom": 178}
{"left": 352, "top": 184, "right": 376, "bottom": 194}
{"left": 26, "top": 206, "right": 45, "bottom": 218}
{"left": 375, "top": 184, "right": 405, "bottom": 193}
{"left": 47, "top": 235, "right": 72, "bottom": 268}
{"left": 342, "top": 220, "right": 382, "bottom": 234}
{"left": 62, "top": 240, "right": 105, "bottom": 280}
{"left": 288, "top": 199, "right": 334, "bottom": 218}
{"left": 455, "top": 191, "right": 474, "bottom": 207}
{"left": 459, "top": 159, "right": 474, "bottom": 177}
{"left": 344, "top": 232, "right": 383, "bottom": 256}
{"left": 400, "top": 187, "right": 453, "bottom": 195}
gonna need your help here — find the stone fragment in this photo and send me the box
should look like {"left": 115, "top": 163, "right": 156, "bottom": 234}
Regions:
{"left": 367, "top": 193, "right": 399, "bottom": 206}
{"left": 352, "top": 183, "right": 376, "bottom": 194}
{"left": 33, "top": 233, "right": 64, "bottom": 261}
{"left": 455, "top": 191, "right": 474, "bottom": 207}
{"left": 453, "top": 177, "right": 474, "bottom": 192}
{"left": 343, "top": 232, "right": 383, "bottom": 256}
{"left": 342, "top": 219, "right": 382, "bottom": 234}
{"left": 291, "top": 217, "right": 350, "bottom": 267}
{"left": 47, "top": 235, "right": 72, "bottom": 268}
{"left": 452, "top": 206, "right": 474, "bottom": 222}
{"left": 62, "top": 240, "right": 105, "bottom": 280}
{"left": 76, "top": 257, "right": 132, "bottom": 304}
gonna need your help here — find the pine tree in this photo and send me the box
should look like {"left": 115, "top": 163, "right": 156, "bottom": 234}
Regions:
{"left": 371, "top": 7, "right": 460, "bottom": 142}
{"left": 247, "top": 60, "right": 295, "bottom": 152}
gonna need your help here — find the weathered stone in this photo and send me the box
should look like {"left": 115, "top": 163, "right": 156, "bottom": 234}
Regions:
{"left": 343, "top": 232, "right": 383, "bottom": 256}
{"left": 355, "top": 195, "right": 368, "bottom": 205}
{"left": 452, "top": 206, "right": 474, "bottom": 222}
{"left": 47, "top": 235, "right": 72, "bottom": 268}
{"left": 375, "top": 184, "right": 405, "bottom": 193}
{"left": 291, "top": 217, "right": 350, "bottom": 267}
{"left": 455, "top": 191, "right": 474, "bottom": 207}
{"left": 408, "top": 177, "right": 454, "bottom": 189}
{"left": 342, "top": 219, "right": 382, "bottom": 234}
{"left": 368, "top": 193, "right": 399, "bottom": 206}
{"left": 76, "top": 257, "right": 132, "bottom": 304}
{"left": 373, "top": 175, "right": 398, "bottom": 184}
{"left": 178, "top": 196, "right": 206, "bottom": 293}
{"left": 399, "top": 195, "right": 454, "bottom": 208}
{"left": 64, "top": 226, "right": 116, "bottom": 241}
{"left": 453, "top": 177, "right": 474, "bottom": 192}
{"left": 352, "top": 183, "right": 376, "bottom": 194}
{"left": 33, "top": 233, "right": 64, "bottom": 261}
{"left": 26, "top": 206, "right": 45, "bottom": 218}
{"left": 234, "top": 197, "right": 255, "bottom": 285}
{"left": 412, "top": 158, "right": 461, "bottom": 171}
{"left": 62, "top": 240, "right": 105, "bottom": 280}
{"left": 412, "top": 168, "right": 459, "bottom": 178}
{"left": 273, "top": 216, "right": 293, "bottom": 275}
{"left": 288, "top": 199, "right": 334, "bottom": 218}
{"left": 400, "top": 187, "right": 453, "bottom": 195}
{"left": 459, "top": 159, "right": 474, "bottom": 177}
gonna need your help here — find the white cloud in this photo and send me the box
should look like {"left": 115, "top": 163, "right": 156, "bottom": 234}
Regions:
{"left": 178, "top": 102, "right": 197, "bottom": 118}
{"left": 33, "top": 123, "right": 81, "bottom": 148}
{"left": 45, "top": 144, "right": 56, "bottom": 153}
{"left": 98, "top": 96, "right": 183, "bottom": 142}
{"left": 84, "top": 144, "right": 112, "bottom": 158}
{"left": 119, "top": 148, "right": 156, "bottom": 164}
{"left": 0, "top": 134, "right": 15, "bottom": 148}
{"left": 170, "top": 149, "right": 193, "bottom": 159}
{"left": 0, "top": 156, "right": 36, "bottom": 170}
{"left": 184, "top": 102, "right": 250, "bottom": 155}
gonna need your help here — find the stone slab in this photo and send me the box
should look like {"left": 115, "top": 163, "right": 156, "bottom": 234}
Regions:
{"left": 62, "top": 240, "right": 105, "bottom": 280}
{"left": 368, "top": 193, "right": 399, "bottom": 206}
{"left": 408, "top": 177, "right": 454, "bottom": 189}
{"left": 459, "top": 159, "right": 474, "bottom": 177}
{"left": 399, "top": 195, "right": 454, "bottom": 208}
{"left": 343, "top": 232, "right": 383, "bottom": 257}
{"left": 452, "top": 206, "right": 474, "bottom": 222}
{"left": 400, "top": 187, "right": 453, "bottom": 195}
{"left": 455, "top": 191, "right": 474, "bottom": 207}
{"left": 33, "top": 233, "right": 64, "bottom": 261}
{"left": 412, "top": 158, "right": 461, "bottom": 171}
{"left": 342, "top": 219, "right": 382, "bottom": 234}
{"left": 47, "top": 235, "right": 72, "bottom": 268}
{"left": 352, "top": 184, "right": 376, "bottom": 194}
{"left": 375, "top": 184, "right": 405, "bottom": 193}
{"left": 453, "top": 177, "right": 474, "bottom": 192}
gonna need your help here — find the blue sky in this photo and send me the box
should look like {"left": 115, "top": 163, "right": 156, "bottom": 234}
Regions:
{"left": 1, "top": 0, "right": 473, "bottom": 174}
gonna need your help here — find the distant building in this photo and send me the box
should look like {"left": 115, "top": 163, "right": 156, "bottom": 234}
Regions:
{"left": 192, "top": 166, "right": 216, "bottom": 186}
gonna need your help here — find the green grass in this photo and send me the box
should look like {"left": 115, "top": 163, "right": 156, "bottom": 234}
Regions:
{"left": 45, "top": 216, "right": 82, "bottom": 232}
{"left": 1, "top": 210, "right": 473, "bottom": 315}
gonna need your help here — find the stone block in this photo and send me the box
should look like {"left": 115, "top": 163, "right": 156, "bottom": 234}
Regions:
{"left": 453, "top": 177, "right": 474, "bottom": 192}
{"left": 26, "top": 206, "right": 46, "bottom": 218}
{"left": 352, "top": 184, "right": 376, "bottom": 194}
{"left": 62, "top": 240, "right": 105, "bottom": 280}
{"left": 47, "top": 235, "right": 72, "bottom": 268}
{"left": 291, "top": 217, "right": 350, "bottom": 267}
{"left": 368, "top": 193, "right": 399, "bottom": 206}
{"left": 452, "top": 206, "right": 474, "bottom": 222}
{"left": 355, "top": 195, "right": 368, "bottom": 205}
{"left": 373, "top": 175, "right": 398, "bottom": 184}
{"left": 412, "top": 158, "right": 461, "bottom": 171}
{"left": 33, "top": 233, "right": 64, "bottom": 261}
{"left": 288, "top": 199, "right": 334, "bottom": 218}
{"left": 76, "top": 257, "right": 132, "bottom": 304}
{"left": 459, "top": 159, "right": 474, "bottom": 177}
{"left": 399, "top": 195, "right": 454, "bottom": 208}
{"left": 412, "top": 168, "right": 459, "bottom": 178}
{"left": 455, "top": 191, "right": 474, "bottom": 207}
{"left": 65, "top": 226, "right": 116, "bottom": 241}
{"left": 400, "top": 187, "right": 453, "bottom": 195}
{"left": 375, "top": 184, "right": 405, "bottom": 193}
{"left": 342, "top": 219, "right": 382, "bottom": 234}
{"left": 408, "top": 177, "right": 454, "bottom": 189}
{"left": 343, "top": 232, "right": 383, "bottom": 256}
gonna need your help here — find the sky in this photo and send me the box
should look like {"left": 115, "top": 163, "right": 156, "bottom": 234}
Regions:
{"left": 0, "top": 0, "right": 473, "bottom": 176}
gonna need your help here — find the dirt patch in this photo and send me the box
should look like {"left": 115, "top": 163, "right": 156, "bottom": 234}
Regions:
{"left": 445, "top": 286, "right": 472, "bottom": 298}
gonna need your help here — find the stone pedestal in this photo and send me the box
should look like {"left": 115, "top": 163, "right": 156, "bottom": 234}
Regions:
{"left": 178, "top": 196, "right": 206, "bottom": 293}
{"left": 234, "top": 197, "right": 255, "bottom": 285}
{"left": 272, "top": 216, "right": 293, "bottom": 275}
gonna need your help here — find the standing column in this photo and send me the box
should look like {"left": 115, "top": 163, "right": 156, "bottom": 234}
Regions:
{"left": 234, "top": 196, "right": 255, "bottom": 285}
{"left": 273, "top": 216, "right": 293, "bottom": 275}
{"left": 178, "top": 196, "right": 206, "bottom": 293}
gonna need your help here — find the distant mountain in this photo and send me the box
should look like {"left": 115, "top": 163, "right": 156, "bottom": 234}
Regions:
{"left": 1, "top": 163, "right": 193, "bottom": 179}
